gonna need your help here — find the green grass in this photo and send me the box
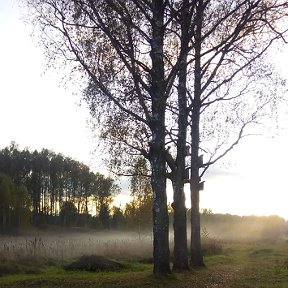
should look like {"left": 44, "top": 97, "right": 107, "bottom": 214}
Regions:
{"left": 0, "top": 241, "right": 287, "bottom": 288}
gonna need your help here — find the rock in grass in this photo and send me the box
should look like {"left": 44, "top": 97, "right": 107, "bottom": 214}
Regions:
{"left": 64, "top": 255, "right": 125, "bottom": 272}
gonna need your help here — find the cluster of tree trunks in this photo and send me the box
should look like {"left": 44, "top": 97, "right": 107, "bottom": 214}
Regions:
{"left": 25, "top": 0, "right": 288, "bottom": 275}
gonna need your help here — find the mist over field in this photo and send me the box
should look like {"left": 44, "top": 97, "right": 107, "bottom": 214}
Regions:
{"left": 0, "top": 213, "right": 287, "bottom": 288}
{"left": 0, "top": 230, "right": 153, "bottom": 263}
{"left": 1, "top": 213, "right": 287, "bottom": 266}
{"left": 199, "top": 213, "right": 288, "bottom": 242}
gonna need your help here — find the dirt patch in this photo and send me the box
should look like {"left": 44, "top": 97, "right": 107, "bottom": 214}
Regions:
{"left": 64, "top": 255, "right": 126, "bottom": 272}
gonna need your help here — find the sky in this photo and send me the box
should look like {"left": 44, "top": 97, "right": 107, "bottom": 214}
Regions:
{"left": 0, "top": 0, "right": 94, "bottom": 164}
{"left": 1, "top": 0, "right": 288, "bottom": 219}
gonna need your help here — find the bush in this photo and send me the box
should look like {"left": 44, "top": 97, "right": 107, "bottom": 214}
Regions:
{"left": 201, "top": 227, "right": 223, "bottom": 256}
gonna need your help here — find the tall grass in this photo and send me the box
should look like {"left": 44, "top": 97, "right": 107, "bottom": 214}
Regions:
{"left": 0, "top": 232, "right": 153, "bottom": 264}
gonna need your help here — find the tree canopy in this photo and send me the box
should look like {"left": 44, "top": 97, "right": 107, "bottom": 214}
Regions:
{"left": 24, "top": 0, "right": 288, "bottom": 274}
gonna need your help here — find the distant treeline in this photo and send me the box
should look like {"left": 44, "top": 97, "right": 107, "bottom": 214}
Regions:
{"left": 0, "top": 143, "right": 154, "bottom": 233}
{"left": 0, "top": 142, "right": 119, "bottom": 230}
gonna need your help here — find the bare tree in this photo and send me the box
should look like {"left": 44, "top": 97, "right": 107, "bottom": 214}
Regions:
{"left": 25, "top": 0, "right": 195, "bottom": 274}
{"left": 184, "top": 0, "right": 288, "bottom": 266}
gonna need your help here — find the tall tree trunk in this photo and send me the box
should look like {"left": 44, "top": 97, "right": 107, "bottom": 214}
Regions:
{"left": 172, "top": 33, "right": 189, "bottom": 273}
{"left": 190, "top": 0, "right": 204, "bottom": 267}
{"left": 172, "top": 178, "right": 188, "bottom": 271}
{"left": 190, "top": 97, "right": 204, "bottom": 267}
{"left": 150, "top": 0, "right": 171, "bottom": 275}
{"left": 149, "top": 98, "right": 170, "bottom": 274}
{"left": 150, "top": 144, "right": 171, "bottom": 275}
{"left": 172, "top": 0, "right": 194, "bottom": 271}
{"left": 190, "top": 175, "right": 204, "bottom": 266}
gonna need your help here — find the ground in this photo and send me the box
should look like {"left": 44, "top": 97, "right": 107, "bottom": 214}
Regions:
{"left": 0, "top": 240, "right": 287, "bottom": 288}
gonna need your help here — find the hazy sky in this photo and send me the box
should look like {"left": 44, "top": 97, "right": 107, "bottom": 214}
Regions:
{"left": 0, "top": 0, "right": 94, "bottom": 163}
{"left": 1, "top": 1, "right": 288, "bottom": 219}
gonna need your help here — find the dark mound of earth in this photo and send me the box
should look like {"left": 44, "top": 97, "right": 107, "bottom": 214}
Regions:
{"left": 64, "top": 255, "right": 126, "bottom": 272}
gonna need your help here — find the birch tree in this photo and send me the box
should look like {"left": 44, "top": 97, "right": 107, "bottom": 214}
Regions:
{"left": 25, "top": 0, "right": 187, "bottom": 274}
{"left": 185, "top": 0, "right": 288, "bottom": 266}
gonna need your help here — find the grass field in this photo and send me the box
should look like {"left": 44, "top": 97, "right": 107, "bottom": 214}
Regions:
{"left": 0, "top": 232, "right": 287, "bottom": 288}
